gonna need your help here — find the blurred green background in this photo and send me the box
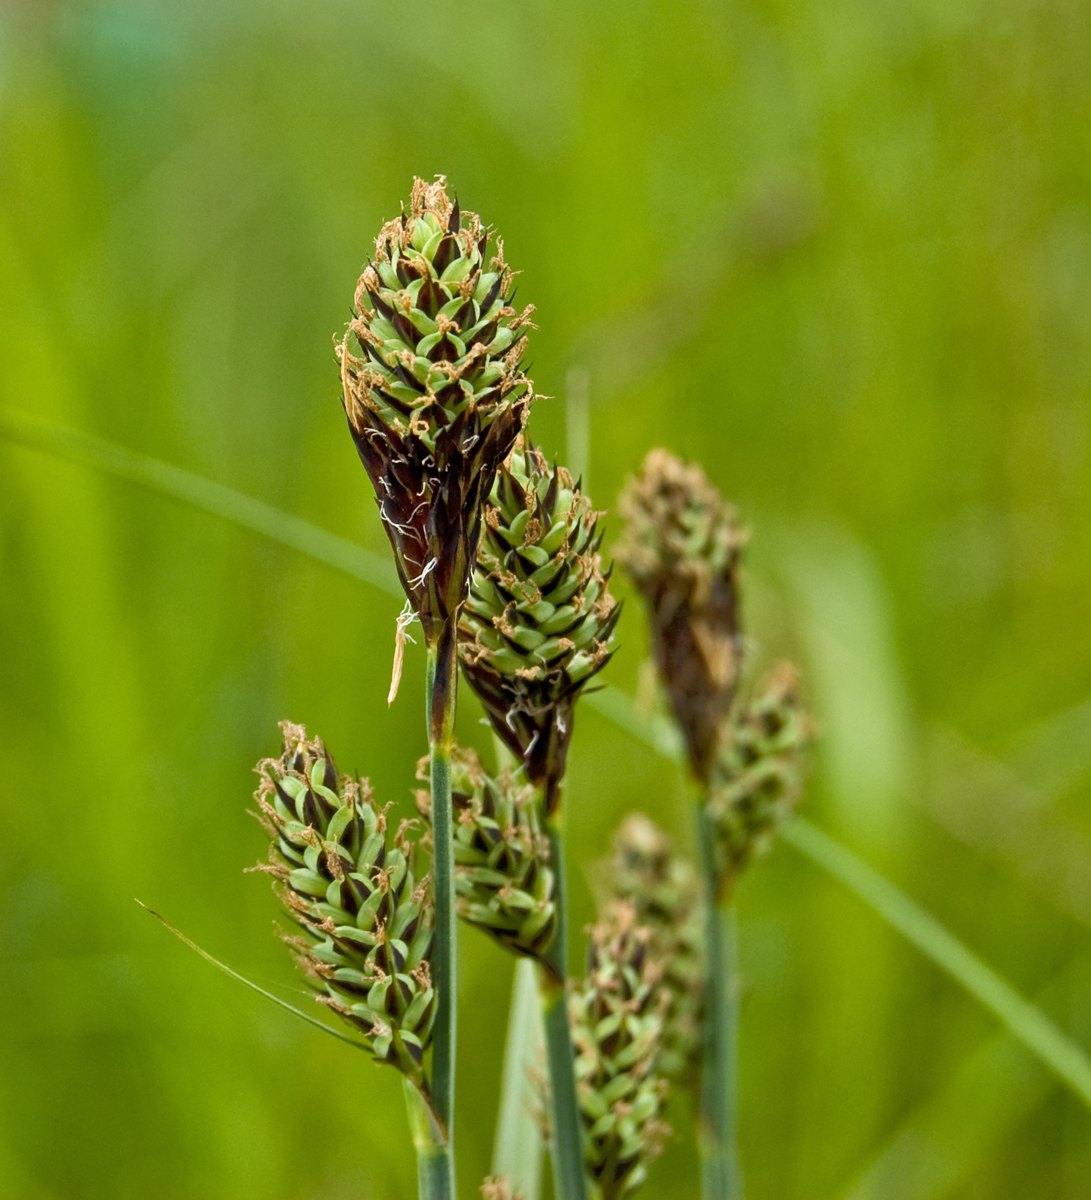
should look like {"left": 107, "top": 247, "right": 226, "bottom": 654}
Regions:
{"left": 2, "top": 0, "right": 1090, "bottom": 1197}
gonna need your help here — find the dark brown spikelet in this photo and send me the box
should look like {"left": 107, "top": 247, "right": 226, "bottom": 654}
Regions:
{"left": 459, "top": 440, "right": 619, "bottom": 810}
{"left": 708, "top": 661, "right": 812, "bottom": 897}
{"left": 338, "top": 177, "right": 535, "bottom": 652}
{"left": 252, "top": 722, "right": 435, "bottom": 1088}
{"left": 571, "top": 904, "right": 671, "bottom": 1200}
{"left": 416, "top": 746, "right": 557, "bottom": 964}
{"left": 615, "top": 450, "right": 746, "bottom": 782}
{"left": 601, "top": 814, "right": 705, "bottom": 1085}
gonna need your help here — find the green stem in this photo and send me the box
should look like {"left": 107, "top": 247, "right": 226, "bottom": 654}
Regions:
{"left": 404, "top": 1078, "right": 455, "bottom": 1200}
{"left": 697, "top": 803, "right": 742, "bottom": 1200}
{"left": 427, "top": 628, "right": 458, "bottom": 1198}
{"left": 539, "top": 811, "right": 590, "bottom": 1200}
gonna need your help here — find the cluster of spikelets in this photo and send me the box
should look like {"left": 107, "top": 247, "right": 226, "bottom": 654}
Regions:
{"left": 616, "top": 448, "right": 746, "bottom": 783}
{"left": 460, "top": 438, "right": 620, "bottom": 808}
{"left": 599, "top": 814, "right": 705, "bottom": 1083}
{"left": 569, "top": 904, "right": 673, "bottom": 1200}
{"left": 583, "top": 449, "right": 812, "bottom": 1196}
{"left": 338, "top": 178, "right": 535, "bottom": 646}
{"left": 710, "top": 661, "right": 811, "bottom": 897}
{"left": 617, "top": 449, "right": 811, "bottom": 895}
{"left": 252, "top": 722, "right": 436, "bottom": 1089}
{"left": 243, "top": 177, "right": 811, "bottom": 1200}
{"left": 548, "top": 813, "right": 707, "bottom": 1198}
{"left": 417, "top": 746, "right": 557, "bottom": 965}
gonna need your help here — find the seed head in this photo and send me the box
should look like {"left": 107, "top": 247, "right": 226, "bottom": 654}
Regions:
{"left": 616, "top": 450, "right": 745, "bottom": 782}
{"left": 601, "top": 815, "right": 705, "bottom": 1084}
{"left": 253, "top": 722, "right": 435, "bottom": 1087}
{"left": 459, "top": 440, "right": 619, "bottom": 810}
{"left": 416, "top": 746, "right": 557, "bottom": 965}
{"left": 338, "top": 177, "right": 535, "bottom": 645}
{"left": 708, "top": 662, "right": 811, "bottom": 897}
{"left": 570, "top": 904, "right": 671, "bottom": 1200}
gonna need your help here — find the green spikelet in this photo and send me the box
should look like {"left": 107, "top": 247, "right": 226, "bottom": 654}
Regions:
{"left": 570, "top": 905, "right": 671, "bottom": 1200}
{"left": 253, "top": 722, "right": 436, "bottom": 1088}
{"left": 602, "top": 815, "right": 705, "bottom": 1084}
{"left": 709, "top": 662, "right": 812, "bottom": 896}
{"left": 338, "top": 176, "right": 535, "bottom": 651}
{"left": 616, "top": 449, "right": 746, "bottom": 782}
{"left": 416, "top": 747, "right": 557, "bottom": 962}
{"left": 459, "top": 439, "right": 620, "bottom": 809}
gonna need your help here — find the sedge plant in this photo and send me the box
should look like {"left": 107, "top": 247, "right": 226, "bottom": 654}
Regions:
{"left": 195, "top": 183, "right": 811, "bottom": 1200}
{"left": 336, "top": 177, "right": 536, "bottom": 1194}
{"left": 616, "top": 450, "right": 811, "bottom": 1200}
{"left": 454, "top": 439, "right": 620, "bottom": 1200}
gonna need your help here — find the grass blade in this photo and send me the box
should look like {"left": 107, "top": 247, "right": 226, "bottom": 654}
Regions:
{"left": 0, "top": 407, "right": 402, "bottom": 597}
{"left": 136, "top": 899, "right": 369, "bottom": 1052}
{"left": 492, "top": 958, "right": 544, "bottom": 1200}
{"left": 782, "top": 820, "right": 1091, "bottom": 1109}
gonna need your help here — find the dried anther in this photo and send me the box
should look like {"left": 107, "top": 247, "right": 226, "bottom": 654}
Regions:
{"left": 459, "top": 439, "right": 619, "bottom": 810}
{"left": 253, "top": 721, "right": 436, "bottom": 1087}
{"left": 616, "top": 449, "right": 746, "bottom": 782}
{"left": 338, "top": 177, "right": 533, "bottom": 652}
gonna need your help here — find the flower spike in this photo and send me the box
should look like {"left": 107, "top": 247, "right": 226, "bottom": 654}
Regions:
{"left": 616, "top": 449, "right": 746, "bottom": 782}
{"left": 459, "top": 439, "right": 619, "bottom": 810}
{"left": 338, "top": 176, "right": 535, "bottom": 657}
{"left": 252, "top": 722, "right": 436, "bottom": 1090}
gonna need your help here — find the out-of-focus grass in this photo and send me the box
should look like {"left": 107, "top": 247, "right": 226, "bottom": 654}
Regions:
{"left": 2, "top": 2, "right": 1090, "bottom": 1198}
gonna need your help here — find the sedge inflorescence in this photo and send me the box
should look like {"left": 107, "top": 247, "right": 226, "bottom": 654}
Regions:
{"left": 416, "top": 746, "right": 557, "bottom": 965}
{"left": 616, "top": 449, "right": 746, "bottom": 784}
{"left": 460, "top": 439, "right": 619, "bottom": 809}
{"left": 338, "top": 177, "right": 535, "bottom": 647}
{"left": 570, "top": 904, "right": 672, "bottom": 1200}
{"left": 618, "top": 449, "right": 810, "bottom": 895}
{"left": 601, "top": 814, "right": 705, "bottom": 1084}
{"left": 709, "top": 661, "right": 812, "bottom": 897}
{"left": 232, "top": 178, "right": 814, "bottom": 1200}
{"left": 252, "top": 722, "right": 436, "bottom": 1088}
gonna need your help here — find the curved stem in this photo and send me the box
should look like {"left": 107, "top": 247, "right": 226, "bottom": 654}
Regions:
{"left": 427, "top": 629, "right": 458, "bottom": 1198}
{"left": 697, "top": 802, "right": 742, "bottom": 1200}
{"left": 404, "top": 1078, "right": 455, "bottom": 1200}
{"left": 539, "top": 809, "right": 590, "bottom": 1200}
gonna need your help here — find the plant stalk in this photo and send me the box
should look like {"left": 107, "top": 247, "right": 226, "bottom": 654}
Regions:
{"left": 404, "top": 1078, "right": 455, "bottom": 1200}
{"left": 697, "top": 802, "right": 742, "bottom": 1200}
{"left": 539, "top": 807, "right": 590, "bottom": 1200}
{"left": 426, "top": 623, "right": 458, "bottom": 1198}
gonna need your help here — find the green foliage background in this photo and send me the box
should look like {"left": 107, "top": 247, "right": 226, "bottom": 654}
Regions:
{"left": 2, "top": 1, "right": 1090, "bottom": 1197}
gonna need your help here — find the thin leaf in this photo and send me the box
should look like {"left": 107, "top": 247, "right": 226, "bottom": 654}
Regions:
{"left": 837, "top": 953, "right": 1089, "bottom": 1200}
{"left": 780, "top": 821, "right": 1091, "bottom": 1109}
{"left": 0, "top": 408, "right": 402, "bottom": 598}
{"left": 135, "top": 899, "right": 369, "bottom": 1052}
